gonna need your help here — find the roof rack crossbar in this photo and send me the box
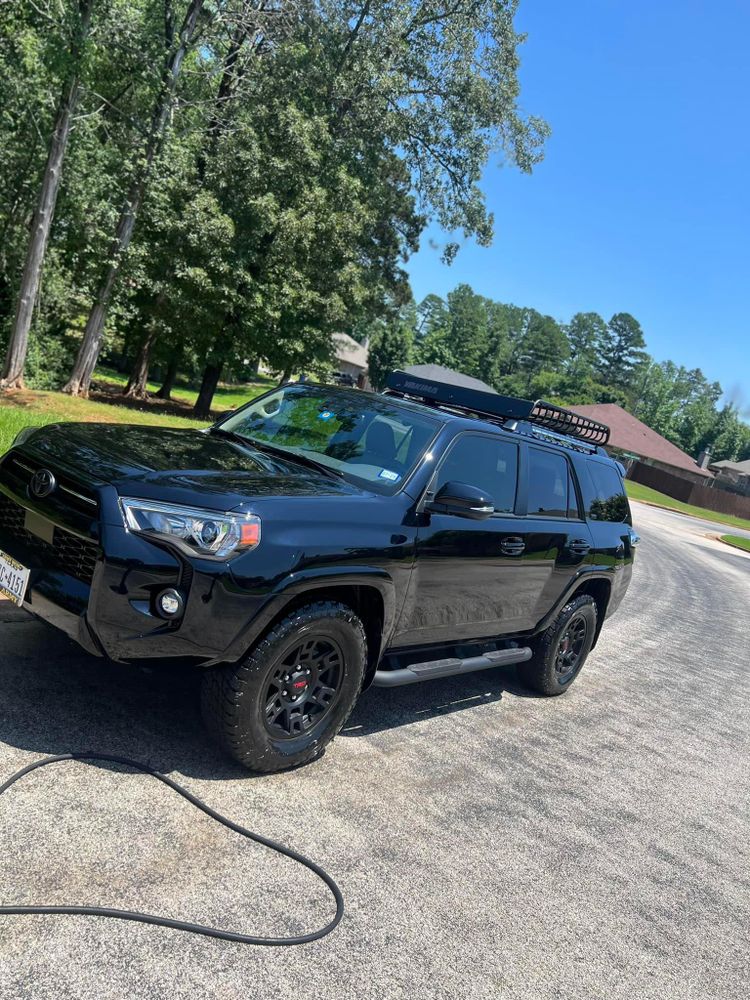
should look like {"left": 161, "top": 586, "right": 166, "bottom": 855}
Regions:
{"left": 384, "top": 371, "right": 610, "bottom": 446}
{"left": 529, "top": 401, "right": 610, "bottom": 445}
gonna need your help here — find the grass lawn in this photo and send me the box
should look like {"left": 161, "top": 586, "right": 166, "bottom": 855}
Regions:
{"left": 95, "top": 366, "right": 275, "bottom": 412}
{"left": 719, "top": 534, "right": 750, "bottom": 552}
{"left": 626, "top": 480, "right": 750, "bottom": 533}
{"left": 0, "top": 375, "right": 271, "bottom": 455}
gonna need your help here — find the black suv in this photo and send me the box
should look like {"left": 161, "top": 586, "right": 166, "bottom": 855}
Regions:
{"left": 0, "top": 371, "right": 637, "bottom": 771}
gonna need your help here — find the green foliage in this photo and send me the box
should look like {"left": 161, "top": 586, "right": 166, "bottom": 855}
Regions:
{"left": 1, "top": 0, "right": 550, "bottom": 404}
{"left": 24, "top": 331, "right": 76, "bottom": 390}
{"left": 368, "top": 325, "right": 413, "bottom": 390}
{"left": 596, "top": 313, "right": 648, "bottom": 392}
{"left": 390, "top": 286, "right": 747, "bottom": 461}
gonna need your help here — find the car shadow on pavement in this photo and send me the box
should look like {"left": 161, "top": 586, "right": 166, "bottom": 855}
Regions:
{"left": 342, "top": 668, "right": 540, "bottom": 738}
{"left": 0, "top": 614, "right": 246, "bottom": 782}
{"left": 0, "top": 612, "right": 540, "bottom": 778}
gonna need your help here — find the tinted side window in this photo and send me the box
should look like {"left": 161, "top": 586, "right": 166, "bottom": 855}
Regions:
{"left": 434, "top": 435, "right": 518, "bottom": 513}
{"left": 528, "top": 449, "right": 570, "bottom": 518}
{"left": 586, "top": 462, "right": 631, "bottom": 523}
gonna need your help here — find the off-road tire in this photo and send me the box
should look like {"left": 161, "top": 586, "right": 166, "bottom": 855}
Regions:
{"left": 201, "top": 601, "right": 367, "bottom": 772}
{"left": 517, "top": 594, "right": 598, "bottom": 696}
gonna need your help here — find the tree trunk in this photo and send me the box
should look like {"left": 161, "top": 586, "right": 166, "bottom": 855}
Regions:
{"left": 156, "top": 353, "right": 180, "bottom": 399}
{"left": 63, "top": 0, "right": 205, "bottom": 397}
{"left": 193, "top": 362, "right": 222, "bottom": 420}
{"left": 123, "top": 327, "right": 159, "bottom": 398}
{"left": 0, "top": 0, "right": 94, "bottom": 390}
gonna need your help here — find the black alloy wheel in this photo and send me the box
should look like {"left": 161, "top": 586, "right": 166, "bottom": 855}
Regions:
{"left": 553, "top": 613, "right": 589, "bottom": 684}
{"left": 517, "top": 593, "right": 598, "bottom": 696}
{"left": 200, "top": 601, "right": 367, "bottom": 772}
{"left": 263, "top": 636, "right": 344, "bottom": 739}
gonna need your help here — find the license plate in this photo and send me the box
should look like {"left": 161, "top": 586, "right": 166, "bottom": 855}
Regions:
{"left": 0, "top": 548, "right": 30, "bottom": 606}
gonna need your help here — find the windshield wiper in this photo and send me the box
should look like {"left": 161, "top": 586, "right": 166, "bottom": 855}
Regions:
{"left": 253, "top": 440, "right": 346, "bottom": 480}
{"left": 208, "top": 426, "right": 253, "bottom": 448}
{"left": 209, "top": 427, "right": 344, "bottom": 480}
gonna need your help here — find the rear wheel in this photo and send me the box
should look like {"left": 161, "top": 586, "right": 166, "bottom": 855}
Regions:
{"left": 201, "top": 601, "right": 367, "bottom": 772}
{"left": 517, "top": 594, "right": 597, "bottom": 696}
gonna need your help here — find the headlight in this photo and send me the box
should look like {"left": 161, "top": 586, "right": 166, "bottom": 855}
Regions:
{"left": 120, "top": 499, "right": 260, "bottom": 559}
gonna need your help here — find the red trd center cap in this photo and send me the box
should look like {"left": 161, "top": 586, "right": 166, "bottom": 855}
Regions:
{"left": 290, "top": 674, "right": 309, "bottom": 696}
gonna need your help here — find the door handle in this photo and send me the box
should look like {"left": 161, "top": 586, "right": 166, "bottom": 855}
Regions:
{"left": 568, "top": 538, "right": 591, "bottom": 555}
{"left": 500, "top": 536, "right": 525, "bottom": 556}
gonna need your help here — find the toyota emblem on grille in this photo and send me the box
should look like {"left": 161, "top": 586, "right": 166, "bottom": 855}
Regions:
{"left": 29, "top": 468, "right": 56, "bottom": 498}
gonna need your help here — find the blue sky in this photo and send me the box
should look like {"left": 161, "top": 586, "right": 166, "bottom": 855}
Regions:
{"left": 406, "top": 0, "right": 749, "bottom": 409}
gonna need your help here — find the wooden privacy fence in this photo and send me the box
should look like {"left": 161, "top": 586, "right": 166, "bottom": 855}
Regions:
{"left": 627, "top": 462, "right": 750, "bottom": 520}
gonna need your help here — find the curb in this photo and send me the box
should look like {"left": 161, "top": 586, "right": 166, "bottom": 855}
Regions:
{"left": 714, "top": 534, "right": 750, "bottom": 554}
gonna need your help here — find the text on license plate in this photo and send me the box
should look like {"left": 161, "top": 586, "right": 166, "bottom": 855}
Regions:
{"left": 0, "top": 548, "right": 30, "bottom": 606}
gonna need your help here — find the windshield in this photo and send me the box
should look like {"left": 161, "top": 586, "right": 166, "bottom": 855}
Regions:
{"left": 219, "top": 384, "right": 441, "bottom": 492}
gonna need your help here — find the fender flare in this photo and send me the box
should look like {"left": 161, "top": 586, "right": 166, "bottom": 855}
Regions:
{"left": 222, "top": 566, "right": 398, "bottom": 665}
{"left": 531, "top": 570, "right": 614, "bottom": 644}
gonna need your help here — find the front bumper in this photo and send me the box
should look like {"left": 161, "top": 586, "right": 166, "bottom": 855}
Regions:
{"left": 0, "top": 464, "right": 268, "bottom": 666}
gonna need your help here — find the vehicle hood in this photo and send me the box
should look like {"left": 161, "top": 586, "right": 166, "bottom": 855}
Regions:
{"left": 20, "top": 422, "right": 364, "bottom": 505}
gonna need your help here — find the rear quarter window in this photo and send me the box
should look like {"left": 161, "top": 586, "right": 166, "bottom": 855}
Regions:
{"left": 527, "top": 448, "right": 573, "bottom": 518}
{"left": 584, "top": 461, "right": 631, "bottom": 524}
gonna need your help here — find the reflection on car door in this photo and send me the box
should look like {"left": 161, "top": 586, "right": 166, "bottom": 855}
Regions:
{"left": 395, "top": 432, "right": 544, "bottom": 645}
{"left": 520, "top": 447, "right": 594, "bottom": 626}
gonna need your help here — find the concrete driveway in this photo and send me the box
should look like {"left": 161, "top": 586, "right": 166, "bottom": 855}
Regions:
{"left": 0, "top": 502, "right": 748, "bottom": 1000}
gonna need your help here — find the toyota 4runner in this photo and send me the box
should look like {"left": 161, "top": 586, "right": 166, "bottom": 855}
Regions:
{"left": 0, "top": 371, "right": 637, "bottom": 771}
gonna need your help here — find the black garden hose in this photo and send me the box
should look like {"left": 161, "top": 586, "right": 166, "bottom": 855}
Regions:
{"left": 0, "top": 752, "right": 344, "bottom": 946}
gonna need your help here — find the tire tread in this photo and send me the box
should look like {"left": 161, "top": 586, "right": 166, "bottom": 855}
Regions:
{"left": 201, "top": 601, "right": 366, "bottom": 771}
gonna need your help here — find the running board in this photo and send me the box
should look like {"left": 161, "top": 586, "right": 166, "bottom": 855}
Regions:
{"left": 372, "top": 646, "right": 532, "bottom": 687}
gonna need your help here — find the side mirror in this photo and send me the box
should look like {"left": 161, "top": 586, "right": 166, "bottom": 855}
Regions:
{"left": 428, "top": 481, "right": 495, "bottom": 520}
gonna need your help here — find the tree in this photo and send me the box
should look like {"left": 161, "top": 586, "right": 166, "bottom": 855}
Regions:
{"left": 446, "top": 284, "right": 488, "bottom": 377}
{"left": 521, "top": 312, "right": 568, "bottom": 373}
{"left": 413, "top": 325, "right": 458, "bottom": 370}
{"left": 59, "top": 0, "right": 549, "bottom": 397}
{"left": 698, "top": 403, "right": 747, "bottom": 463}
{"left": 368, "top": 324, "right": 413, "bottom": 389}
{"left": 0, "top": 0, "right": 94, "bottom": 389}
{"left": 565, "top": 312, "right": 607, "bottom": 378}
{"left": 415, "top": 294, "right": 449, "bottom": 343}
{"left": 63, "top": 0, "right": 207, "bottom": 395}
{"left": 596, "top": 313, "right": 648, "bottom": 393}
{"left": 477, "top": 300, "right": 512, "bottom": 388}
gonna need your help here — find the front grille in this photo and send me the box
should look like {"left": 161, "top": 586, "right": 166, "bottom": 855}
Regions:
{"left": 0, "top": 493, "right": 99, "bottom": 584}
{"left": 2, "top": 454, "right": 98, "bottom": 515}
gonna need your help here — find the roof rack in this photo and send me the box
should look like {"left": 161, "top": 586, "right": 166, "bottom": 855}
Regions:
{"left": 384, "top": 371, "right": 610, "bottom": 447}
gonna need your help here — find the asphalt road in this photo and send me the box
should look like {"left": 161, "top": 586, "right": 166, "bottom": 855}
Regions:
{"left": 0, "top": 502, "right": 748, "bottom": 1000}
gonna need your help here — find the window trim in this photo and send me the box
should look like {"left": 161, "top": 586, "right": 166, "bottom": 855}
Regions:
{"left": 422, "top": 430, "right": 521, "bottom": 517}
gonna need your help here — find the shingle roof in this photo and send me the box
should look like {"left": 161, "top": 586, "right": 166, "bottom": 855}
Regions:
{"left": 568, "top": 403, "right": 713, "bottom": 478}
{"left": 710, "top": 458, "right": 750, "bottom": 474}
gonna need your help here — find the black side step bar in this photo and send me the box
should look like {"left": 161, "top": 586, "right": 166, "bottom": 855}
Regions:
{"left": 372, "top": 646, "right": 532, "bottom": 687}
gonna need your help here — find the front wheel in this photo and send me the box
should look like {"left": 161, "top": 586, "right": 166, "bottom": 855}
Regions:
{"left": 517, "top": 594, "right": 598, "bottom": 696}
{"left": 201, "top": 601, "right": 367, "bottom": 772}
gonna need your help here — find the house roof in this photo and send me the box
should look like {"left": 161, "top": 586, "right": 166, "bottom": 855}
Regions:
{"left": 404, "top": 364, "right": 497, "bottom": 393}
{"left": 568, "top": 403, "right": 713, "bottom": 478}
{"left": 333, "top": 333, "right": 369, "bottom": 371}
{"left": 710, "top": 458, "right": 750, "bottom": 474}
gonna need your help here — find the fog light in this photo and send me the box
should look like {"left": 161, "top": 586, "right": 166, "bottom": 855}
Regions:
{"left": 156, "top": 588, "right": 184, "bottom": 619}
